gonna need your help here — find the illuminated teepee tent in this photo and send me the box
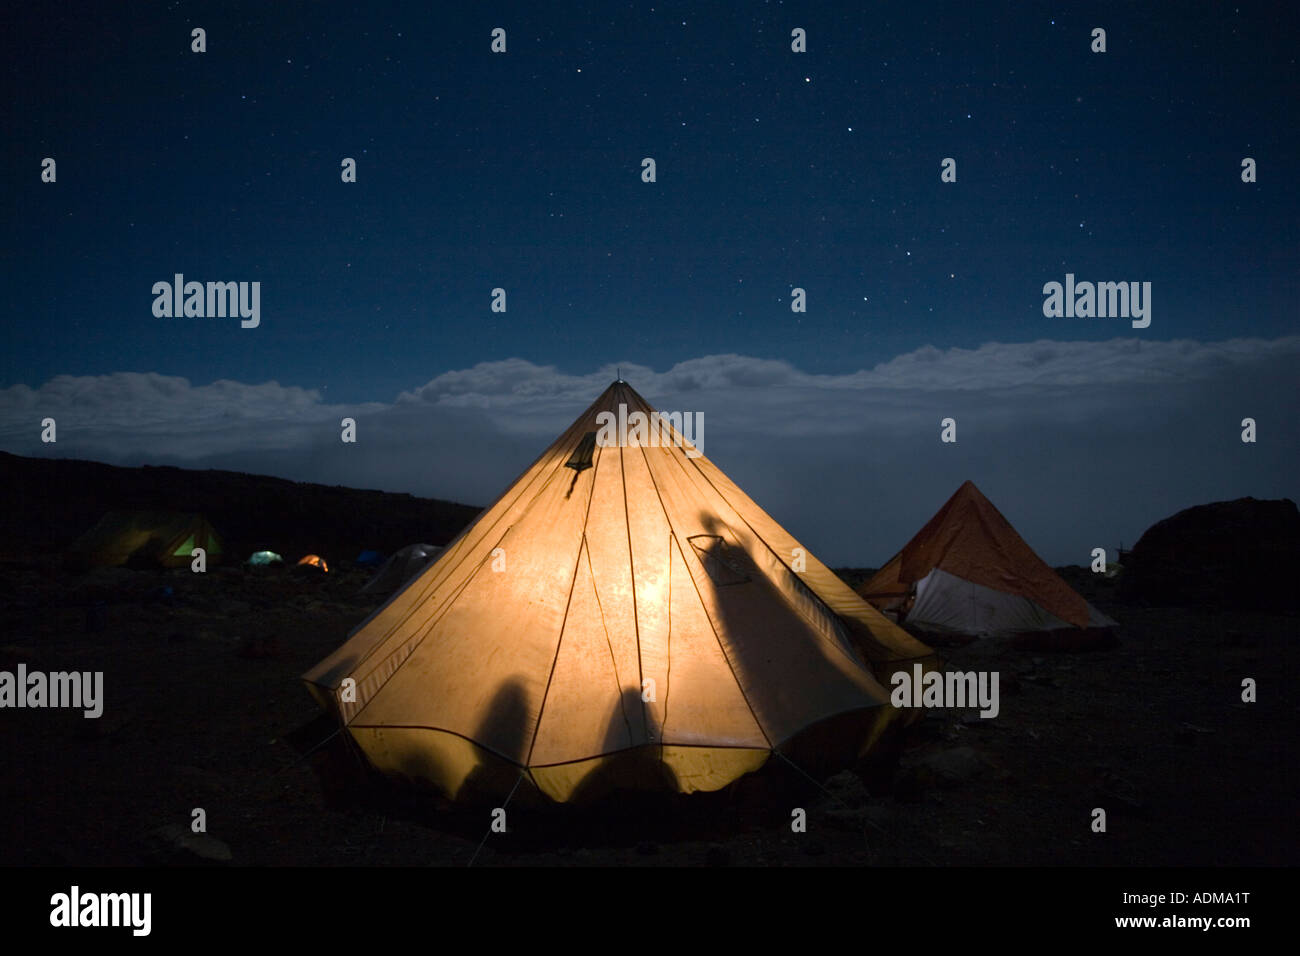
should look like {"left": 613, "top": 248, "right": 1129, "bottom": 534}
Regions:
{"left": 859, "top": 480, "right": 1117, "bottom": 642}
{"left": 303, "top": 380, "right": 932, "bottom": 803}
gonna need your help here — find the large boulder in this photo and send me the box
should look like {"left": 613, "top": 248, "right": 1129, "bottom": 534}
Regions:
{"left": 1121, "top": 497, "right": 1300, "bottom": 611}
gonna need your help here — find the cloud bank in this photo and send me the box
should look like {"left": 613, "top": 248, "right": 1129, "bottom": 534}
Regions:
{"left": 3, "top": 336, "right": 1297, "bottom": 566}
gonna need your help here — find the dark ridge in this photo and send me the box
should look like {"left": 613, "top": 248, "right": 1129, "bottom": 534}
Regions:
{"left": 0, "top": 451, "right": 483, "bottom": 565}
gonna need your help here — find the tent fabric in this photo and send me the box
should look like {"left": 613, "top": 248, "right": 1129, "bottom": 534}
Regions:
{"left": 66, "top": 511, "right": 224, "bottom": 569}
{"left": 297, "top": 554, "right": 329, "bottom": 572}
{"left": 859, "top": 481, "right": 1116, "bottom": 636}
{"left": 354, "top": 549, "right": 385, "bottom": 567}
{"left": 304, "top": 380, "right": 932, "bottom": 803}
{"left": 907, "top": 568, "right": 1116, "bottom": 637}
{"left": 360, "top": 543, "right": 442, "bottom": 596}
{"left": 246, "top": 550, "right": 283, "bottom": 566}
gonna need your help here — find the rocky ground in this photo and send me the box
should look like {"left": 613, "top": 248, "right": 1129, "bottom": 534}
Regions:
{"left": 2, "top": 557, "right": 1294, "bottom": 867}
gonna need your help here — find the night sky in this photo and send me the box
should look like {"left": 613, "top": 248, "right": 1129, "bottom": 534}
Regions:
{"left": 3, "top": 1, "right": 1297, "bottom": 565}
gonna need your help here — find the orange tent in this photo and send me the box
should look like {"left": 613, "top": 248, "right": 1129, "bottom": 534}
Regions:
{"left": 297, "top": 554, "right": 329, "bottom": 572}
{"left": 859, "top": 480, "right": 1115, "bottom": 637}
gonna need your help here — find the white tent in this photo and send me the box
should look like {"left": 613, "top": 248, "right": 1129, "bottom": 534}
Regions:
{"left": 360, "top": 543, "right": 443, "bottom": 596}
{"left": 907, "top": 567, "right": 1117, "bottom": 638}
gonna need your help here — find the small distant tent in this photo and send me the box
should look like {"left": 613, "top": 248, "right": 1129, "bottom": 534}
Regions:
{"left": 359, "top": 543, "right": 442, "bottom": 595}
{"left": 246, "top": 550, "right": 284, "bottom": 566}
{"left": 354, "top": 549, "right": 385, "bottom": 568}
{"left": 304, "top": 380, "right": 933, "bottom": 805}
{"left": 66, "top": 511, "right": 224, "bottom": 569}
{"left": 858, "top": 480, "right": 1116, "bottom": 644}
{"left": 296, "top": 554, "right": 329, "bottom": 573}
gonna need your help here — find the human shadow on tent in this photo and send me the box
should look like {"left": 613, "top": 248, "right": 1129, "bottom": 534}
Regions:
{"left": 321, "top": 677, "right": 539, "bottom": 843}
{"left": 484, "top": 686, "right": 791, "bottom": 854}
{"left": 682, "top": 511, "right": 895, "bottom": 792}
{"left": 559, "top": 687, "right": 673, "bottom": 803}
{"left": 441, "top": 676, "right": 535, "bottom": 807}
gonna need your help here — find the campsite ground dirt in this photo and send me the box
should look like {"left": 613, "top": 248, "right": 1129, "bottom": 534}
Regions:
{"left": 1, "top": 561, "right": 1295, "bottom": 867}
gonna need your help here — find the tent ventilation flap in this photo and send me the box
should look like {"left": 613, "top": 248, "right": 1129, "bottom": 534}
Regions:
{"left": 565, "top": 431, "right": 598, "bottom": 473}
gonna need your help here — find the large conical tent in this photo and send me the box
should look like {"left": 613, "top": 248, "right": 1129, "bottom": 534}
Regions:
{"left": 304, "top": 380, "right": 932, "bottom": 803}
{"left": 858, "top": 481, "right": 1117, "bottom": 640}
{"left": 65, "top": 511, "right": 224, "bottom": 570}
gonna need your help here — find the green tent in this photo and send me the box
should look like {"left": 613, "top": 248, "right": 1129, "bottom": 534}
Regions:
{"left": 66, "top": 511, "right": 224, "bottom": 569}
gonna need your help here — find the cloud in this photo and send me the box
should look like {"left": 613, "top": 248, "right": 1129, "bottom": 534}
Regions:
{"left": 397, "top": 336, "right": 1300, "bottom": 401}
{"left": 0, "top": 372, "right": 378, "bottom": 456}
{"left": 2, "top": 338, "right": 1297, "bottom": 566}
{"left": 852, "top": 336, "right": 1300, "bottom": 389}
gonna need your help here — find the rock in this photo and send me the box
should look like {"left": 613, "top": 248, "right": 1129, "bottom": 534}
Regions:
{"left": 910, "top": 713, "right": 949, "bottom": 740}
{"left": 1092, "top": 786, "right": 1147, "bottom": 818}
{"left": 823, "top": 770, "right": 870, "bottom": 807}
{"left": 823, "top": 805, "right": 869, "bottom": 831}
{"left": 147, "top": 824, "right": 233, "bottom": 863}
{"left": 904, "top": 746, "right": 990, "bottom": 790}
{"left": 77, "top": 709, "right": 132, "bottom": 741}
{"left": 71, "top": 568, "right": 144, "bottom": 601}
{"left": 861, "top": 804, "right": 893, "bottom": 831}
{"left": 892, "top": 776, "right": 922, "bottom": 803}
{"left": 1121, "top": 497, "right": 1300, "bottom": 610}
